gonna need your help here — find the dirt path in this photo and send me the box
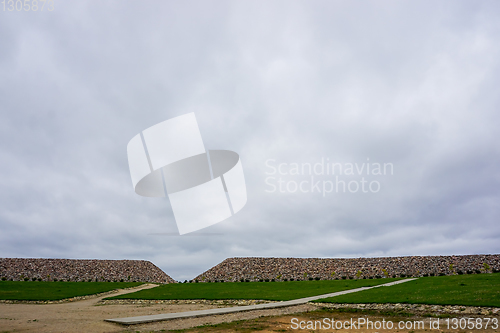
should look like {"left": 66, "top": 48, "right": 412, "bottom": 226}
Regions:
{"left": 1, "top": 288, "right": 499, "bottom": 333}
{"left": 1, "top": 284, "right": 309, "bottom": 332}
{"left": 0, "top": 283, "right": 168, "bottom": 332}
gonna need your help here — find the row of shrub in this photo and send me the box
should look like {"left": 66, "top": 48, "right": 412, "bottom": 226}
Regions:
{"left": 0, "top": 277, "right": 141, "bottom": 282}
{"left": 180, "top": 268, "right": 500, "bottom": 283}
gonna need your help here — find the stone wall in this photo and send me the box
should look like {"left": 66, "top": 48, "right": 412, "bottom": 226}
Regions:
{"left": 0, "top": 258, "right": 175, "bottom": 283}
{"left": 195, "top": 254, "right": 500, "bottom": 282}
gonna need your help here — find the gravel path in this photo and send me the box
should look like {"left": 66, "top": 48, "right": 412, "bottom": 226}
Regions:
{"left": 0, "top": 284, "right": 319, "bottom": 332}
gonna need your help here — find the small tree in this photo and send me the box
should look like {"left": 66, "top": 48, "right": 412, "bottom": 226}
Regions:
{"left": 356, "top": 270, "right": 362, "bottom": 279}
{"left": 382, "top": 269, "right": 389, "bottom": 278}
{"left": 483, "top": 263, "right": 491, "bottom": 272}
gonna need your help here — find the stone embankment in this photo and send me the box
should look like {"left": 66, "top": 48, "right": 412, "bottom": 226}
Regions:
{"left": 316, "top": 302, "right": 500, "bottom": 316}
{"left": 195, "top": 254, "right": 500, "bottom": 282}
{"left": 0, "top": 258, "right": 175, "bottom": 283}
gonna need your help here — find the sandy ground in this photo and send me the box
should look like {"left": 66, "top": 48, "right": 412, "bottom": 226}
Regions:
{"left": 0, "top": 284, "right": 315, "bottom": 332}
{"left": 1, "top": 285, "right": 499, "bottom": 333}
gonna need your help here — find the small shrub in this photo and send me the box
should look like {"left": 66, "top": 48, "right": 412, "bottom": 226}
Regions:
{"left": 265, "top": 279, "right": 269, "bottom": 282}
{"left": 24, "top": 277, "right": 29, "bottom": 281}
{"left": 32, "top": 277, "right": 37, "bottom": 281}
{"left": 475, "top": 269, "right": 481, "bottom": 274}
{"left": 341, "top": 276, "right": 347, "bottom": 280}
{"left": 315, "top": 277, "right": 320, "bottom": 281}
{"left": 375, "top": 275, "right": 381, "bottom": 279}
{"left": 37, "top": 278, "right": 42, "bottom": 281}
{"left": 308, "top": 277, "right": 313, "bottom": 281}
{"left": 245, "top": 279, "right": 249, "bottom": 282}
{"left": 457, "top": 271, "right": 463, "bottom": 275}
{"left": 120, "top": 279, "right": 124, "bottom": 282}
{"left": 368, "top": 276, "right": 373, "bottom": 279}
{"left": 400, "top": 274, "right": 406, "bottom": 278}
{"left": 439, "top": 273, "right": 445, "bottom": 276}
{"left": 467, "top": 270, "right": 472, "bottom": 274}
{"left": 363, "top": 276, "right": 366, "bottom": 279}
{"left": 240, "top": 278, "right": 244, "bottom": 282}
{"left": 53, "top": 279, "right": 58, "bottom": 282}
{"left": 259, "top": 279, "right": 263, "bottom": 282}
{"left": 271, "top": 279, "right": 275, "bottom": 282}
{"left": 430, "top": 273, "right": 435, "bottom": 277}
{"left": 1, "top": 277, "right": 6, "bottom": 281}
{"left": 290, "top": 278, "right": 294, "bottom": 281}
{"left": 283, "top": 278, "right": 288, "bottom": 281}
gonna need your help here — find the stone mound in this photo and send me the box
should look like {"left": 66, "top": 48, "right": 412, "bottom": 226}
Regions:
{"left": 0, "top": 258, "right": 175, "bottom": 283}
{"left": 195, "top": 254, "right": 500, "bottom": 282}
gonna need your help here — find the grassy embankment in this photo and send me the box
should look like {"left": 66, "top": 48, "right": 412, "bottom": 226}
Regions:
{"left": 0, "top": 281, "right": 143, "bottom": 301}
{"left": 315, "top": 273, "right": 500, "bottom": 307}
{"left": 107, "top": 278, "right": 400, "bottom": 301}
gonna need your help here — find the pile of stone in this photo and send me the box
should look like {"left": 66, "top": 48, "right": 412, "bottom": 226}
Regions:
{"left": 316, "top": 302, "right": 500, "bottom": 316}
{"left": 0, "top": 258, "right": 175, "bottom": 283}
{"left": 194, "top": 254, "right": 500, "bottom": 282}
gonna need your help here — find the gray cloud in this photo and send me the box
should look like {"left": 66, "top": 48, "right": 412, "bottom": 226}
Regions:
{"left": 1, "top": 0, "right": 499, "bottom": 281}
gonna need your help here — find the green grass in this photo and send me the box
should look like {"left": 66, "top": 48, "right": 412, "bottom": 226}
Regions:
{"left": 106, "top": 278, "right": 400, "bottom": 301}
{"left": 0, "top": 281, "right": 143, "bottom": 301}
{"left": 315, "top": 273, "right": 500, "bottom": 307}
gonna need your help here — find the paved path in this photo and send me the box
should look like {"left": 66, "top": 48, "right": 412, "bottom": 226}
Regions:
{"left": 106, "top": 278, "right": 417, "bottom": 325}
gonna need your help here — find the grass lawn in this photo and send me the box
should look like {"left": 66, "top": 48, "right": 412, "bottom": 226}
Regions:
{"left": 106, "top": 278, "right": 400, "bottom": 301}
{"left": 0, "top": 281, "right": 143, "bottom": 301}
{"left": 315, "top": 273, "right": 500, "bottom": 307}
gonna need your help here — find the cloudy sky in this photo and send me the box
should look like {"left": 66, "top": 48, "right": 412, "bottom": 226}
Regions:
{"left": 1, "top": 1, "right": 499, "bottom": 281}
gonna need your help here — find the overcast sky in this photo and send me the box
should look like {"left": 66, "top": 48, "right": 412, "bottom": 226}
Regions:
{"left": 1, "top": 1, "right": 500, "bottom": 281}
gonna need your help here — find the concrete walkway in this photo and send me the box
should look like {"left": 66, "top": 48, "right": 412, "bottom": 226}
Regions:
{"left": 106, "top": 278, "right": 416, "bottom": 325}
